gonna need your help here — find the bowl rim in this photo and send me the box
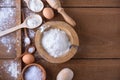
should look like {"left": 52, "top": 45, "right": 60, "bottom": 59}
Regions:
{"left": 21, "top": 63, "right": 46, "bottom": 80}
{"left": 35, "top": 21, "right": 79, "bottom": 63}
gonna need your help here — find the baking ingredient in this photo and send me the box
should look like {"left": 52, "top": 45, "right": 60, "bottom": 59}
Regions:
{"left": 0, "top": 8, "right": 15, "bottom": 31}
{"left": 57, "top": 68, "right": 74, "bottom": 80}
{"left": 29, "top": 30, "right": 35, "bottom": 38}
{"left": 24, "top": 66, "right": 43, "bottom": 80}
{"left": 43, "top": 7, "right": 54, "bottom": 19}
{"left": 0, "top": 36, "right": 16, "bottom": 53}
{"left": 1, "top": 0, "right": 15, "bottom": 6}
{"left": 24, "top": 37, "right": 31, "bottom": 46}
{"left": 3, "top": 61, "right": 20, "bottom": 79}
{"left": 42, "top": 28, "right": 71, "bottom": 58}
{"left": 22, "top": 54, "right": 35, "bottom": 64}
{"left": 26, "top": 15, "right": 42, "bottom": 28}
{"left": 28, "top": 46, "right": 35, "bottom": 53}
{"left": 28, "top": 0, "right": 44, "bottom": 12}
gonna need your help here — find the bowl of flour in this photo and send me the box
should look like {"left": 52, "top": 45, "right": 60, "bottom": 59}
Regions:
{"left": 35, "top": 21, "right": 79, "bottom": 63}
{"left": 22, "top": 63, "right": 46, "bottom": 80}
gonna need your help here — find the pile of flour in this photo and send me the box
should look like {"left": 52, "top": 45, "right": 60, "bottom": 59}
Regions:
{"left": 42, "top": 28, "right": 71, "bottom": 58}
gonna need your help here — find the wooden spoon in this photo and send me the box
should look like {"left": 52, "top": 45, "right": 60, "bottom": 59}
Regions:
{"left": 46, "top": 0, "right": 76, "bottom": 27}
{"left": 0, "top": 14, "right": 42, "bottom": 37}
{"left": 24, "top": 0, "right": 44, "bottom": 12}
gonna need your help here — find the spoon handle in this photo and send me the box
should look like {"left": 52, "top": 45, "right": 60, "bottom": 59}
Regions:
{"left": 0, "top": 24, "right": 23, "bottom": 37}
{"left": 57, "top": 8, "right": 76, "bottom": 27}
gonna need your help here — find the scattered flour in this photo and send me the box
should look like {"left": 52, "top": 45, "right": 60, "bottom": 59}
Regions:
{"left": 0, "top": 8, "right": 16, "bottom": 31}
{"left": 0, "top": 36, "right": 16, "bottom": 53}
{"left": 3, "top": 61, "right": 20, "bottom": 79}
{"left": 24, "top": 66, "right": 43, "bottom": 80}
{"left": 28, "top": 0, "right": 44, "bottom": 12}
{"left": 29, "top": 30, "right": 35, "bottom": 38}
{"left": 42, "top": 28, "right": 71, "bottom": 58}
{"left": 0, "top": 0, "right": 15, "bottom": 6}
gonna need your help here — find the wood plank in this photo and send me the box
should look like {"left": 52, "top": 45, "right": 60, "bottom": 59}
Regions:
{"left": 0, "top": 0, "right": 16, "bottom": 7}
{"left": 0, "top": 0, "right": 21, "bottom": 58}
{"left": 61, "top": 0, "right": 120, "bottom": 7}
{"left": 22, "top": 0, "right": 120, "bottom": 7}
{"left": 0, "top": 60, "right": 21, "bottom": 80}
{"left": 34, "top": 59, "right": 120, "bottom": 80}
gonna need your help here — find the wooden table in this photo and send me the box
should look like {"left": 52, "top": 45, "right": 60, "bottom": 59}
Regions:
{"left": 1, "top": 0, "right": 120, "bottom": 80}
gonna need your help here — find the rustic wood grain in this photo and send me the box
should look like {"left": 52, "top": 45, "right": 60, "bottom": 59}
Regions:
{"left": 21, "top": 0, "right": 120, "bottom": 8}
{"left": 61, "top": 0, "right": 120, "bottom": 7}
{"left": 0, "top": 60, "right": 21, "bottom": 80}
{"left": 0, "top": 1, "right": 21, "bottom": 58}
{"left": 35, "top": 59, "right": 120, "bottom": 80}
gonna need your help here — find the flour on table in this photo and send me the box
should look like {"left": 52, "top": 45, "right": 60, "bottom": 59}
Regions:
{"left": 29, "top": 30, "right": 35, "bottom": 38}
{"left": 0, "top": 8, "right": 16, "bottom": 30}
{"left": 0, "top": 0, "right": 15, "bottom": 6}
{"left": 0, "top": 36, "right": 16, "bottom": 53}
{"left": 3, "top": 61, "right": 20, "bottom": 79}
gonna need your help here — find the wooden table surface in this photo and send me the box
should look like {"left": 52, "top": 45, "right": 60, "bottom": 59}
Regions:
{"left": 1, "top": 0, "right": 120, "bottom": 80}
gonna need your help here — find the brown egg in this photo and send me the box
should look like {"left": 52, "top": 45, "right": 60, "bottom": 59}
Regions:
{"left": 22, "top": 54, "right": 35, "bottom": 64}
{"left": 43, "top": 7, "right": 54, "bottom": 19}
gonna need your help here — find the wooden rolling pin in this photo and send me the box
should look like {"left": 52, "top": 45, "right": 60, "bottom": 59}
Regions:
{"left": 46, "top": 0, "right": 76, "bottom": 27}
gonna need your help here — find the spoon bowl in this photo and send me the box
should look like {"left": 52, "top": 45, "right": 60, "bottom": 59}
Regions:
{"left": 25, "top": 14, "right": 42, "bottom": 29}
{"left": 24, "top": 0, "right": 44, "bottom": 12}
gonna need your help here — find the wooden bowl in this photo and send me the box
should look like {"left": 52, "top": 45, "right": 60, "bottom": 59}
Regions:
{"left": 35, "top": 21, "right": 79, "bottom": 63}
{"left": 21, "top": 63, "right": 46, "bottom": 80}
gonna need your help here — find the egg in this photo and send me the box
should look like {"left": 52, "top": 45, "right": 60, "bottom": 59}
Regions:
{"left": 57, "top": 68, "right": 74, "bottom": 80}
{"left": 22, "top": 54, "right": 35, "bottom": 64}
{"left": 43, "top": 7, "right": 54, "bottom": 19}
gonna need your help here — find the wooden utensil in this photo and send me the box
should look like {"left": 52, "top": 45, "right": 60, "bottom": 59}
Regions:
{"left": 0, "top": 14, "right": 42, "bottom": 37}
{"left": 24, "top": 0, "right": 44, "bottom": 12}
{"left": 22, "top": 10, "right": 31, "bottom": 46}
{"left": 21, "top": 63, "right": 46, "bottom": 80}
{"left": 46, "top": 0, "right": 76, "bottom": 27}
{"left": 35, "top": 21, "right": 79, "bottom": 63}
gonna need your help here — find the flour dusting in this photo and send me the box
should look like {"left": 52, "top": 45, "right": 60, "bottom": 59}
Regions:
{"left": 0, "top": 0, "right": 15, "bottom": 6}
{"left": 0, "top": 8, "right": 16, "bottom": 31}
{"left": 0, "top": 36, "right": 16, "bottom": 53}
{"left": 3, "top": 61, "right": 20, "bottom": 79}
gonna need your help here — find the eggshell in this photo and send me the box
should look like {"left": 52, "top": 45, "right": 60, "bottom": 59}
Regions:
{"left": 22, "top": 54, "right": 35, "bottom": 64}
{"left": 57, "top": 68, "right": 74, "bottom": 80}
{"left": 43, "top": 7, "right": 54, "bottom": 19}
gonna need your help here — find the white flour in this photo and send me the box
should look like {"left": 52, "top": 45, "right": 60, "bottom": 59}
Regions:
{"left": 3, "top": 61, "right": 20, "bottom": 79}
{"left": 26, "top": 15, "right": 41, "bottom": 27}
{"left": 29, "top": 30, "right": 35, "bottom": 38}
{"left": 0, "top": 8, "right": 15, "bottom": 31}
{"left": 28, "top": 46, "right": 35, "bottom": 53}
{"left": 24, "top": 37, "right": 31, "bottom": 46}
{"left": 24, "top": 66, "right": 43, "bottom": 80}
{"left": 0, "top": 36, "right": 16, "bottom": 53}
{"left": 28, "top": 0, "right": 44, "bottom": 12}
{"left": 42, "top": 29, "right": 71, "bottom": 58}
{"left": 0, "top": 0, "right": 15, "bottom": 6}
